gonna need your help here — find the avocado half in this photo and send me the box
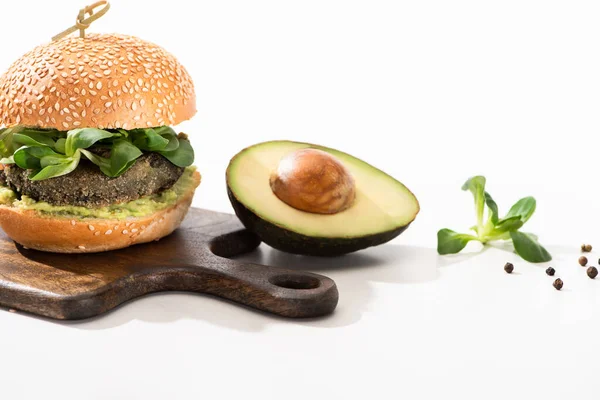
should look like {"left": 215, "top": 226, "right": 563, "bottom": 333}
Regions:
{"left": 226, "top": 140, "right": 420, "bottom": 256}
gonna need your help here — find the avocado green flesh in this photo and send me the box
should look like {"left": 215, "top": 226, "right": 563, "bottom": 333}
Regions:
{"left": 0, "top": 167, "right": 197, "bottom": 220}
{"left": 227, "top": 141, "right": 420, "bottom": 244}
{"left": 228, "top": 187, "right": 411, "bottom": 256}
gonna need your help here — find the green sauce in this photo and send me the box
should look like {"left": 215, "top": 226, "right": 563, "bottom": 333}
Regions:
{"left": 0, "top": 186, "right": 16, "bottom": 205}
{"left": 0, "top": 167, "right": 198, "bottom": 220}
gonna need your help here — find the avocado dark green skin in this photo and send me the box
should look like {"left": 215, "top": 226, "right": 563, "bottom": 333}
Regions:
{"left": 227, "top": 187, "right": 412, "bottom": 257}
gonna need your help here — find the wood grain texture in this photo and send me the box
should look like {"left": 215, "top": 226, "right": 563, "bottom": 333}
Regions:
{"left": 0, "top": 208, "right": 339, "bottom": 320}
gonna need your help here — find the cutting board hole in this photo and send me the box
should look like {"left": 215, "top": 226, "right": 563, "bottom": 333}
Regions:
{"left": 269, "top": 274, "right": 321, "bottom": 290}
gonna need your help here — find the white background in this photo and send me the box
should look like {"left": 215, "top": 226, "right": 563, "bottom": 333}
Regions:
{"left": 1, "top": 0, "right": 600, "bottom": 399}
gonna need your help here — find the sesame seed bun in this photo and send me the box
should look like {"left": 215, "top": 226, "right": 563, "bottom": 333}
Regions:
{"left": 0, "top": 33, "right": 196, "bottom": 130}
{"left": 0, "top": 170, "right": 201, "bottom": 253}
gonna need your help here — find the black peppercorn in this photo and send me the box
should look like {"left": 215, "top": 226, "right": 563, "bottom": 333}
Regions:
{"left": 546, "top": 267, "right": 555, "bottom": 276}
{"left": 579, "top": 256, "right": 588, "bottom": 267}
{"left": 504, "top": 262, "right": 514, "bottom": 273}
{"left": 587, "top": 267, "right": 598, "bottom": 279}
{"left": 553, "top": 278, "right": 563, "bottom": 290}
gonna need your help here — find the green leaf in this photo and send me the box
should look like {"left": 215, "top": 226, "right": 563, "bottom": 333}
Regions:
{"left": 484, "top": 191, "right": 499, "bottom": 225}
{"left": 80, "top": 149, "right": 112, "bottom": 176}
{"left": 131, "top": 128, "right": 170, "bottom": 151}
{"left": 65, "top": 128, "right": 118, "bottom": 156}
{"left": 18, "top": 127, "right": 60, "bottom": 136}
{"left": 0, "top": 127, "right": 19, "bottom": 158}
{"left": 437, "top": 229, "right": 479, "bottom": 255}
{"left": 55, "top": 138, "right": 66, "bottom": 154}
{"left": 117, "top": 129, "right": 130, "bottom": 138}
{"left": 160, "top": 133, "right": 180, "bottom": 152}
{"left": 13, "top": 133, "right": 55, "bottom": 147}
{"left": 462, "top": 176, "right": 486, "bottom": 230}
{"left": 520, "top": 232, "right": 539, "bottom": 241}
{"left": 108, "top": 139, "right": 143, "bottom": 177}
{"left": 40, "top": 154, "right": 72, "bottom": 168}
{"left": 30, "top": 152, "right": 81, "bottom": 181}
{"left": 159, "top": 138, "right": 194, "bottom": 167}
{"left": 493, "top": 216, "right": 524, "bottom": 233}
{"left": 510, "top": 231, "right": 552, "bottom": 263}
{"left": 13, "top": 146, "right": 59, "bottom": 170}
{"left": 153, "top": 126, "right": 177, "bottom": 136}
{"left": 504, "top": 197, "right": 536, "bottom": 224}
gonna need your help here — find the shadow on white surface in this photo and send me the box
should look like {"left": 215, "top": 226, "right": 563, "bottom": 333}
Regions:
{"left": 237, "top": 244, "right": 443, "bottom": 328}
{"left": 52, "top": 244, "right": 449, "bottom": 331}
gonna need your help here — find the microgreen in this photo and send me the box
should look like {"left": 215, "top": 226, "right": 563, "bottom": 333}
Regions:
{"left": 437, "top": 176, "right": 551, "bottom": 263}
{"left": 0, "top": 126, "right": 194, "bottom": 180}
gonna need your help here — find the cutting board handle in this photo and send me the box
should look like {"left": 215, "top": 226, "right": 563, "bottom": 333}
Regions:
{"left": 198, "top": 256, "right": 339, "bottom": 318}
{"left": 200, "top": 231, "right": 339, "bottom": 318}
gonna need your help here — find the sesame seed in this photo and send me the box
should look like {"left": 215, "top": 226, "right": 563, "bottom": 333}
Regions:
{"left": 105, "top": 230, "right": 113, "bottom": 235}
{"left": 105, "top": 101, "right": 112, "bottom": 107}
{"left": 131, "top": 229, "right": 138, "bottom": 233}
{"left": 122, "top": 230, "right": 129, "bottom": 234}
{"left": 71, "top": 220, "right": 76, "bottom": 226}
{"left": 88, "top": 225, "right": 95, "bottom": 231}
{"left": 0, "top": 33, "right": 195, "bottom": 128}
{"left": 78, "top": 246, "right": 86, "bottom": 250}
{"left": 94, "top": 231, "right": 100, "bottom": 236}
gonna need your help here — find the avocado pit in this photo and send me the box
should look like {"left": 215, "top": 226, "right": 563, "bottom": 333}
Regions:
{"left": 269, "top": 148, "right": 356, "bottom": 214}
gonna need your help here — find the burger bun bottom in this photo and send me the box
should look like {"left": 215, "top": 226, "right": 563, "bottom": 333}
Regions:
{"left": 0, "top": 171, "right": 201, "bottom": 253}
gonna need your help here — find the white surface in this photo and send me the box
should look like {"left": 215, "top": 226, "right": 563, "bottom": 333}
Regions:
{"left": 1, "top": 0, "right": 600, "bottom": 399}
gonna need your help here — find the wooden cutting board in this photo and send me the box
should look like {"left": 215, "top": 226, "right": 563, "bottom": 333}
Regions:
{"left": 0, "top": 208, "right": 339, "bottom": 320}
